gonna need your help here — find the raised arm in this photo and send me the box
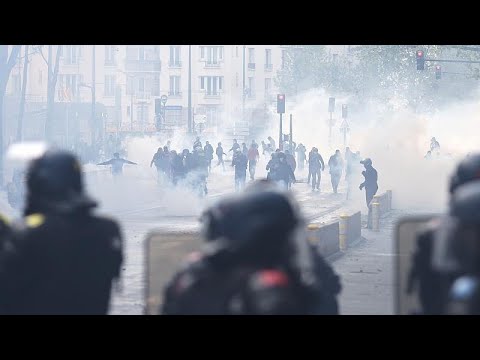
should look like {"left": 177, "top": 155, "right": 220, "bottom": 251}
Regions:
{"left": 97, "top": 159, "right": 113, "bottom": 165}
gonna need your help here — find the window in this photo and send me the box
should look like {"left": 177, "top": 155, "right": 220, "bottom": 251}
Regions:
{"left": 64, "top": 45, "right": 80, "bottom": 65}
{"left": 248, "top": 48, "right": 255, "bottom": 69}
{"left": 105, "top": 45, "right": 116, "bottom": 65}
{"left": 282, "top": 49, "right": 287, "bottom": 69}
{"left": 104, "top": 75, "right": 116, "bottom": 97}
{"left": 138, "top": 77, "right": 145, "bottom": 92}
{"left": 200, "top": 76, "right": 223, "bottom": 95}
{"left": 248, "top": 48, "right": 255, "bottom": 63}
{"left": 152, "top": 75, "right": 160, "bottom": 96}
{"left": 236, "top": 73, "right": 239, "bottom": 88}
{"left": 169, "top": 46, "right": 181, "bottom": 66}
{"left": 139, "top": 47, "right": 145, "bottom": 61}
{"left": 236, "top": 46, "right": 239, "bottom": 57}
{"left": 265, "top": 78, "right": 272, "bottom": 94}
{"left": 169, "top": 76, "right": 180, "bottom": 95}
{"left": 136, "top": 104, "right": 149, "bottom": 124}
{"left": 58, "top": 74, "right": 80, "bottom": 99}
{"left": 265, "top": 48, "right": 272, "bottom": 70}
{"left": 202, "top": 46, "right": 224, "bottom": 65}
{"left": 248, "top": 77, "right": 255, "bottom": 98}
{"left": 165, "top": 108, "right": 183, "bottom": 125}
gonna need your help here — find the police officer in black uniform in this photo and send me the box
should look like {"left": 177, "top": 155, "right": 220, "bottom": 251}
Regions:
{"left": 161, "top": 186, "right": 341, "bottom": 315}
{"left": 408, "top": 153, "right": 480, "bottom": 315}
{"left": 0, "top": 149, "right": 124, "bottom": 315}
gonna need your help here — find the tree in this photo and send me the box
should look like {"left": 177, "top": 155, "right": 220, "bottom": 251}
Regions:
{"left": 275, "top": 45, "right": 480, "bottom": 113}
{"left": 0, "top": 45, "right": 21, "bottom": 186}
{"left": 38, "top": 45, "right": 61, "bottom": 141}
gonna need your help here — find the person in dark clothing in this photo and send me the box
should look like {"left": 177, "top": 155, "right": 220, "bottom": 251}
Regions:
{"left": 359, "top": 158, "right": 378, "bottom": 228}
{"left": 359, "top": 158, "right": 378, "bottom": 206}
{"left": 97, "top": 152, "right": 137, "bottom": 176}
{"left": 231, "top": 148, "right": 248, "bottom": 192}
{"left": 204, "top": 141, "right": 214, "bottom": 173}
{"left": 161, "top": 187, "right": 341, "bottom": 315}
{"left": 266, "top": 152, "right": 279, "bottom": 181}
{"left": 194, "top": 137, "right": 202, "bottom": 149}
{"left": 285, "top": 150, "right": 296, "bottom": 173}
{"left": 0, "top": 150, "right": 123, "bottom": 315}
{"left": 296, "top": 143, "right": 306, "bottom": 171}
{"left": 408, "top": 153, "right": 480, "bottom": 315}
{"left": 309, "top": 148, "right": 325, "bottom": 191}
{"left": 247, "top": 143, "right": 260, "bottom": 181}
{"left": 328, "top": 150, "right": 344, "bottom": 194}
{"left": 170, "top": 150, "right": 185, "bottom": 185}
{"left": 241, "top": 143, "right": 248, "bottom": 157}
{"left": 276, "top": 152, "right": 296, "bottom": 189}
{"left": 430, "top": 137, "right": 440, "bottom": 153}
{"left": 229, "top": 139, "right": 240, "bottom": 154}
{"left": 267, "top": 136, "right": 276, "bottom": 152}
{"left": 150, "top": 147, "right": 164, "bottom": 183}
{"left": 216, "top": 142, "right": 226, "bottom": 171}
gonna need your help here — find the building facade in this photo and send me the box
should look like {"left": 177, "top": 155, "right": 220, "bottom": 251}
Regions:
{"left": 5, "top": 45, "right": 283, "bottom": 144}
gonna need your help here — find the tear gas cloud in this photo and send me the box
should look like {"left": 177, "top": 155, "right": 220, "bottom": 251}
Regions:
{"left": 262, "top": 87, "right": 480, "bottom": 213}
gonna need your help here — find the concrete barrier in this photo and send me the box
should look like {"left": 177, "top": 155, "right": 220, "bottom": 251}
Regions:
{"left": 345, "top": 211, "right": 362, "bottom": 244}
{"left": 144, "top": 229, "right": 201, "bottom": 315}
{"left": 307, "top": 210, "right": 362, "bottom": 255}
{"left": 371, "top": 190, "right": 393, "bottom": 231}
{"left": 307, "top": 222, "right": 340, "bottom": 257}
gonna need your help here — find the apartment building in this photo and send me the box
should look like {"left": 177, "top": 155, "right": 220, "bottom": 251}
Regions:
{"left": 5, "top": 45, "right": 283, "bottom": 143}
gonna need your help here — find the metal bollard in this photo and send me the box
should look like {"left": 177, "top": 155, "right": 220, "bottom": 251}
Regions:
{"left": 386, "top": 190, "right": 392, "bottom": 211}
{"left": 372, "top": 202, "right": 380, "bottom": 231}
{"left": 307, "top": 224, "right": 320, "bottom": 244}
{"left": 339, "top": 214, "right": 348, "bottom": 251}
{"left": 373, "top": 195, "right": 382, "bottom": 216}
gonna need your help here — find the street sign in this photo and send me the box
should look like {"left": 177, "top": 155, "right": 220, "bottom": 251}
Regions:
{"left": 165, "top": 105, "right": 183, "bottom": 111}
{"left": 340, "top": 119, "right": 349, "bottom": 130}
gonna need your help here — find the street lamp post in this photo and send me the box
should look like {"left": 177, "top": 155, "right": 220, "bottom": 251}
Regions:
{"left": 242, "top": 45, "right": 246, "bottom": 125}
{"left": 188, "top": 45, "right": 192, "bottom": 134}
{"left": 92, "top": 45, "right": 96, "bottom": 150}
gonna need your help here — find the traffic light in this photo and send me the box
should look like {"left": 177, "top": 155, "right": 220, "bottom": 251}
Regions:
{"left": 435, "top": 65, "right": 442, "bottom": 80}
{"left": 342, "top": 104, "right": 348, "bottom": 119}
{"left": 416, "top": 50, "right": 425, "bottom": 70}
{"left": 328, "top": 97, "right": 335, "bottom": 113}
{"left": 277, "top": 94, "right": 285, "bottom": 114}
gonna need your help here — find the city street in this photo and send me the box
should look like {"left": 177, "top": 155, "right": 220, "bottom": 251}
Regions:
{"left": 80, "top": 160, "right": 358, "bottom": 314}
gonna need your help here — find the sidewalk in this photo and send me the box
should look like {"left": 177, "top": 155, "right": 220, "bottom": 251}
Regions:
{"left": 331, "top": 210, "right": 406, "bottom": 315}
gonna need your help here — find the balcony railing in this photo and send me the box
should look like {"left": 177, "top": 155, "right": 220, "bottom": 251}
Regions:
{"left": 125, "top": 59, "right": 161, "bottom": 72}
{"left": 248, "top": 63, "right": 256, "bottom": 70}
{"left": 204, "top": 61, "right": 221, "bottom": 68}
{"left": 136, "top": 91, "right": 151, "bottom": 101}
{"left": 168, "top": 61, "right": 182, "bottom": 68}
{"left": 264, "top": 63, "right": 273, "bottom": 71}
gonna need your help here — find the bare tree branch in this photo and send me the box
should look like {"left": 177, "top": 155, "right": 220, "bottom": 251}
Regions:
{"left": 39, "top": 46, "right": 48, "bottom": 65}
{"left": 6, "top": 45, "right": 21, "bottom": 73}
{"left": 51, "top": 45, "right": 61, "bottom": 89}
